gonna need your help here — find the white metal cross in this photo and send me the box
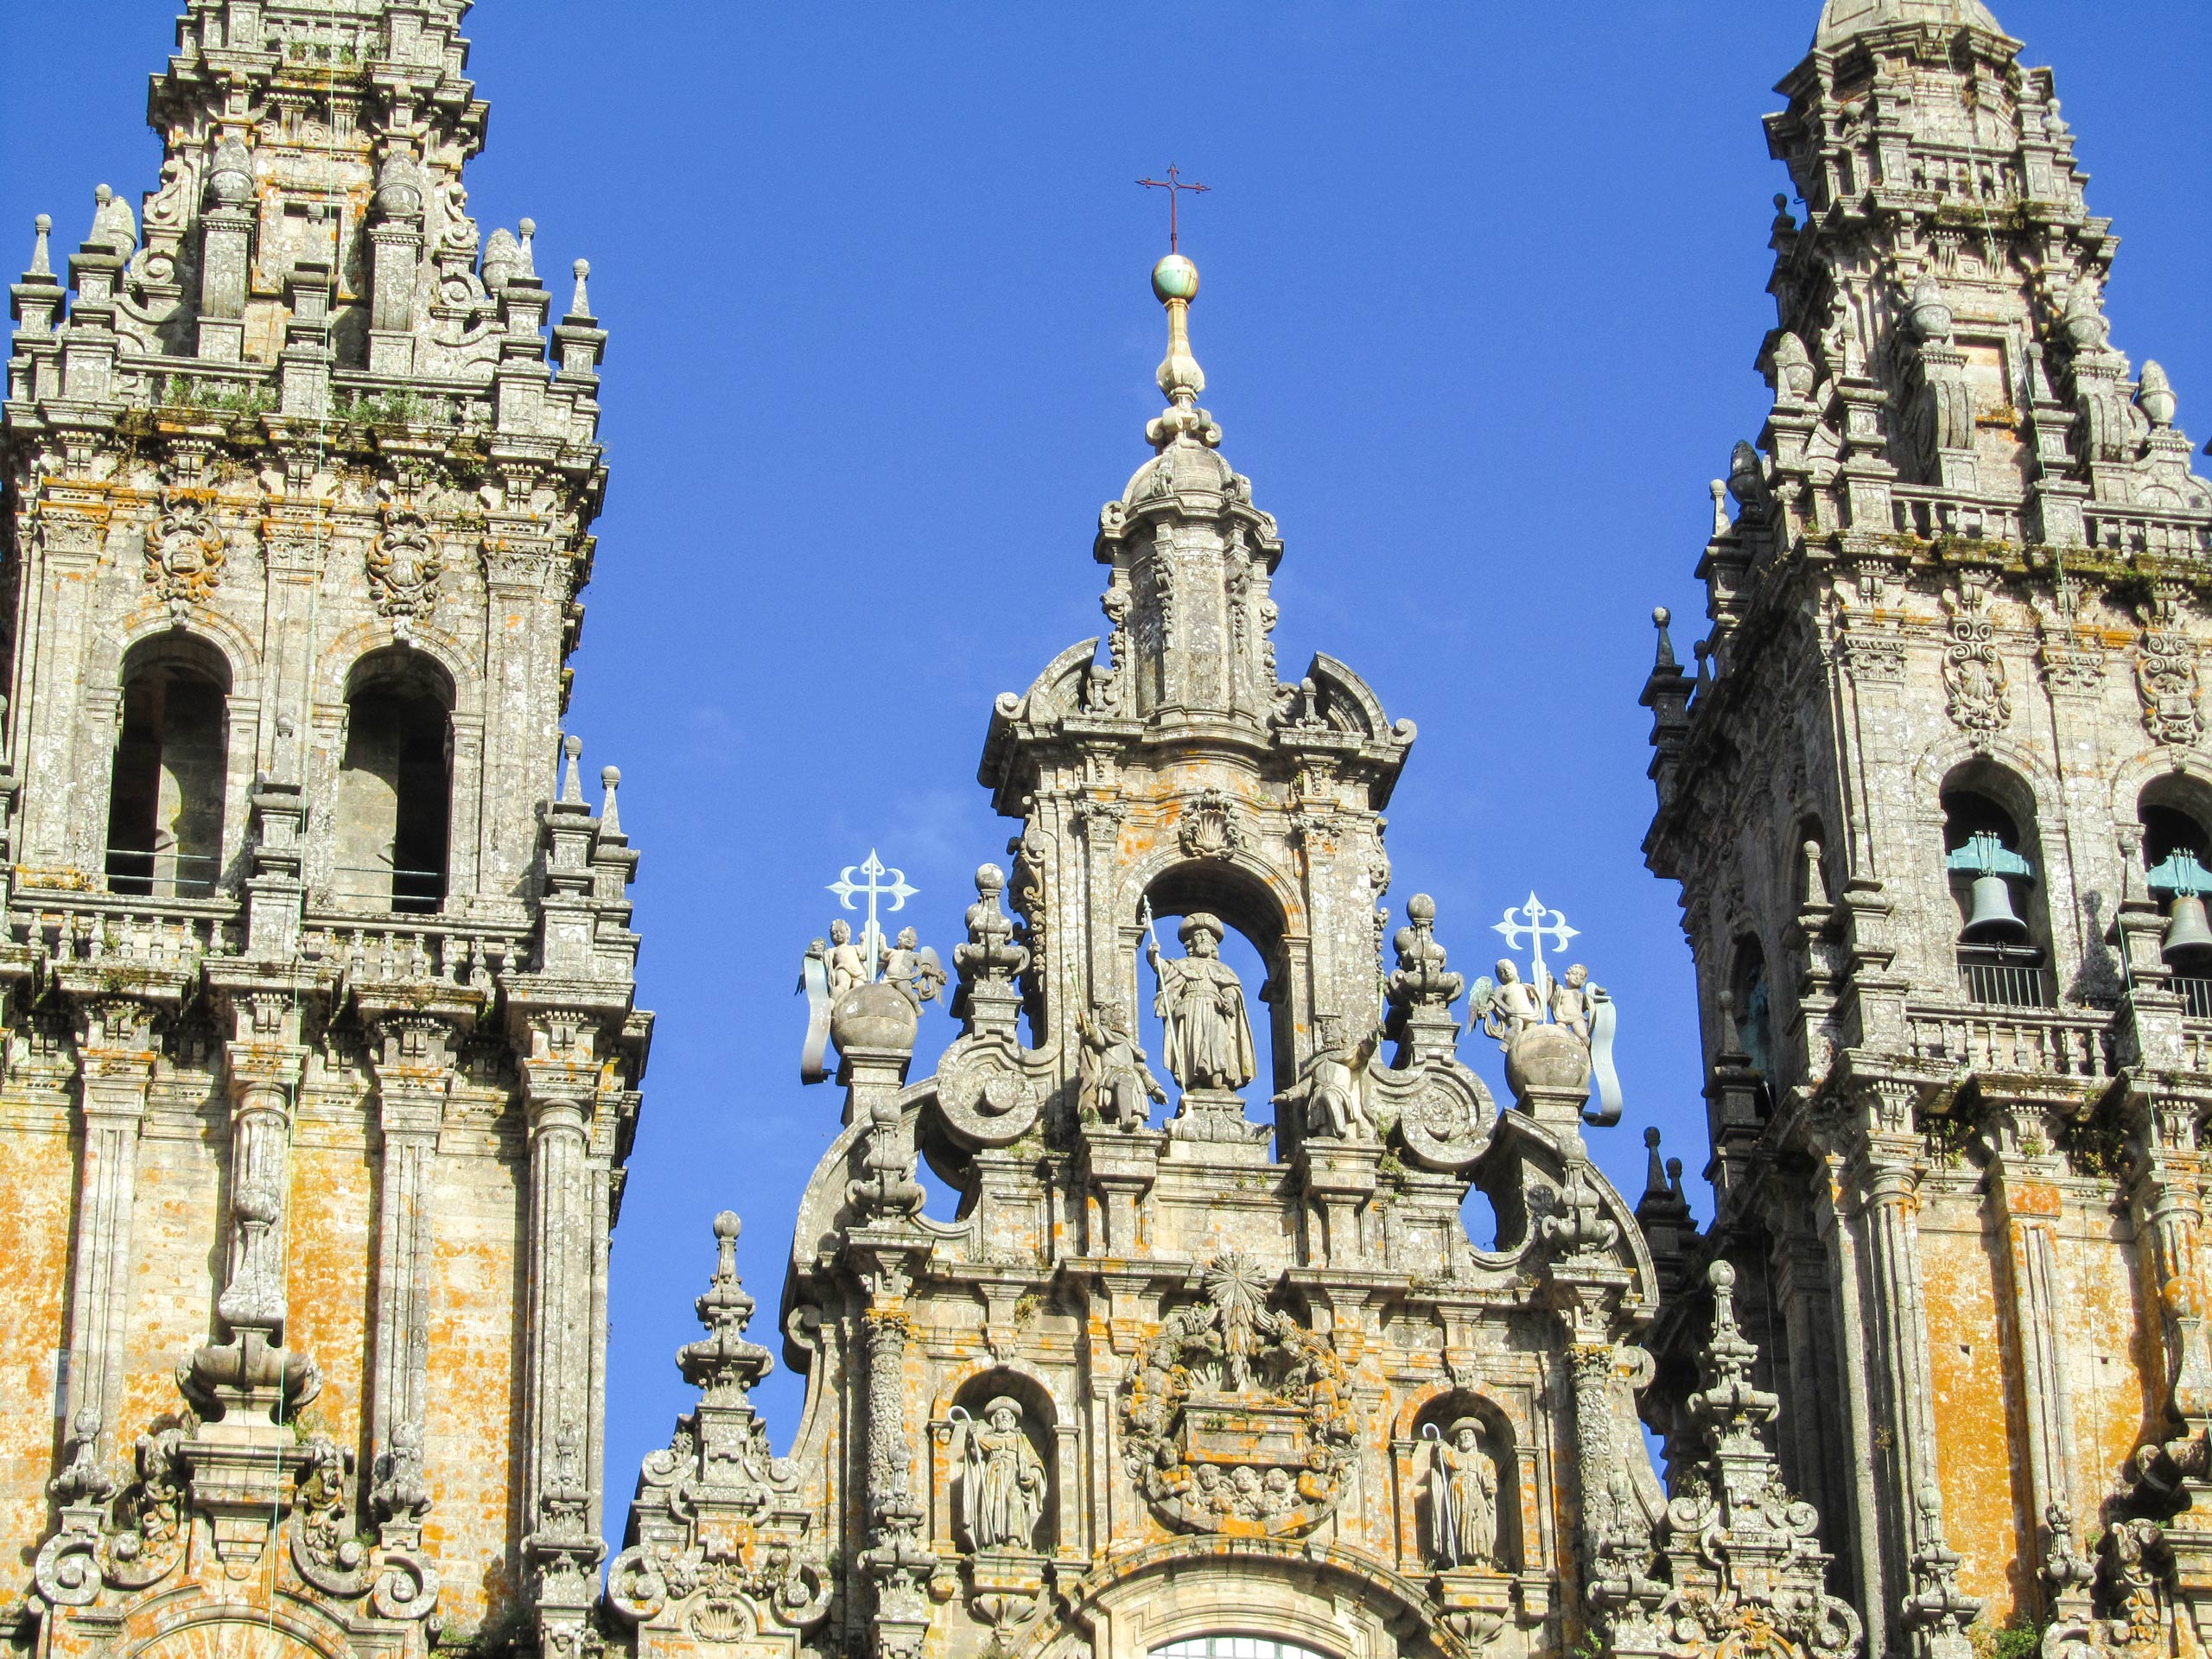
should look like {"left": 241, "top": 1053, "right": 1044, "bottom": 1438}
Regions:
{"left": 1494, "top": 891, "right": 1579, "bottom": 1002}
{"left": 829, "top": 849, "right": 917, "bottom": 975}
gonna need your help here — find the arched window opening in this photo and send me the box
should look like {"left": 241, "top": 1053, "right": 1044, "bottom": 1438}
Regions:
{"left": 2142, "top": 795, "right": 2212, "bottom": 1006}
{"left": 1942, "top": 786, "right": 2049, "bottom": 1008}
{"left": 1154, "top": 1641, "right": 1333, "bottom": 1659}
{"left": 335, "top": 653, "right": 451, "bottom": 913}
{"left": 105, "top": 645, "right": 228, "bottom": 898}
{"left": 1728, "top": 938, "right": 1773, "bottom": 1077}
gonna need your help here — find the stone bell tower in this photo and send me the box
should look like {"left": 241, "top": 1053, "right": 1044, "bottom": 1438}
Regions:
{"left": 0, "top": 6, "right": 646, "bottom": 1659}
{"left": 1638, "top": 3, "right": 2212, "bottom": 1656}
{"left": 610, "top": 244, "right": 1859, "bottom": 1659}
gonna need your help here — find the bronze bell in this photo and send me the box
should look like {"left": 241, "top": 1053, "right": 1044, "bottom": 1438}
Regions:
{"left": 2163, "top": 893, "right": 2212, "bottom": 963}
{"left": 1961, "top": 873, "right": 2028, "bottom": 941}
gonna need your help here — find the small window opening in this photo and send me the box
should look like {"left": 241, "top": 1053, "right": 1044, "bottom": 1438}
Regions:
{"left": 105, "top": 656, "right": 226, "bottom": 898}
{"left": 335, "top": 657, "right": 451, "bottom": 913}
{"left": 1943, "top": 789, "right": 2048, "bottom": 1007}
{"left": 1729, "top": 938, "right": 1773, "bottom": 1077}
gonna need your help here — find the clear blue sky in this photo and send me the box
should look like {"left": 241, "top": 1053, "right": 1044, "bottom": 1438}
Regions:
{"left": 4, "top": 1, "right": 2206, "bottom": 1558}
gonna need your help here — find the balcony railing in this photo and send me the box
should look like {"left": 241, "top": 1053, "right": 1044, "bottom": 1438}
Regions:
{"left": 104, "top": 846, "right": 220, "bottom": 899}
{"left": 1906, "top": 1005, "right": 2117, "bottom": 1080}
{"left": 1957, "top": 948, "right": 2054, "bottom": 1010}
{"left": 2174, "top": 977, "right": 2212, "bottom": 1021}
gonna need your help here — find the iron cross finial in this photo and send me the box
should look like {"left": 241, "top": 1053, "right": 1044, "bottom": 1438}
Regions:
{"left": 1137, "top": 164, "right": 1211, "bottom": 253}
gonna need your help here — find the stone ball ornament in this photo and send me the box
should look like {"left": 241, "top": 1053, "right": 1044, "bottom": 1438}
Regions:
{"left": 830, "top": 982, "right": 918, "bottom": 1057}
{"left": 1504, "top": 1021, "right": 1592, "bottom": 1097}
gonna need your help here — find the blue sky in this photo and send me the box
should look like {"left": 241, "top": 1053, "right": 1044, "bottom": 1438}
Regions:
{"left": 4, "top": 2, "right": 2207, "bottom": 1558}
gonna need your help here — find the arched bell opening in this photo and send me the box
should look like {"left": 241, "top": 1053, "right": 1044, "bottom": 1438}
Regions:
{"left": 1941, "top": 766, "right": 2051, "bottom": 1008}
{"left": 944, "top": 1369, "right": 1059, "bottom": 1556}
{"left": 2139, "top": 780, "right": 2212, "bottom": 1001}
{"left": 1726, "top": 934, "right": 1773, "bottom": 1077}
{"left": 334, "top": 648, "right": 453, "bottom": 913}
{"left": 105, "top": 632, "right": 232, "bottom": 898}
{"left": 1128, "top": 860, "right": 1294, "bottom": 1147}
{"left": 1408, "top": 1392, "right": 1522, "bottom": 1574}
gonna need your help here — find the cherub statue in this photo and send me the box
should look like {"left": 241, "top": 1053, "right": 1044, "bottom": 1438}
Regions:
{"left": 1467, "top": 958, "right": 1545, "bottom": 1050}
{"left": 1076, "top": 1000, "right": 1167, "bottom": 1127}
{"left": 1549, "top": 963, "right": 1592, "bottom": 1043}
{"left": 1274, "top": 1014, "right": 1382, "bottom": 1141}
{"left": 880, "top": 925, "right": 946, "bottom": 1014}
{"left": 824, "top": 918, "right": 871, "bottom": 999}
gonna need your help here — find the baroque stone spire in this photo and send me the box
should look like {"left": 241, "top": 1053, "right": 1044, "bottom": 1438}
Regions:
{"left": 1813, "top": 0, "right": 2005, "bottom": 48}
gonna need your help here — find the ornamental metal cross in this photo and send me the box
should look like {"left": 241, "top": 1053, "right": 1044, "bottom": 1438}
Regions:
{"left": 1494, "top": 892, "right": 1580, "bottom": 1001}
{"left": 829, "top": 849, "right": 917, "bottom": 975}
{"left": 1137, "top": 164, "right": 1210, "bottom": 253}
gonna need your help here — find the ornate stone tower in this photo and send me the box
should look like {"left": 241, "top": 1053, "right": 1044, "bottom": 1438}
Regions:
{"left": 1639, "top": 3, "right": 2212, "bottom": 1657}
{"left": 609, "top": 251, "right": 1859, "bottom": 1659}
{"left": 0, "top": 6, "right": 646, "bottom": 1659}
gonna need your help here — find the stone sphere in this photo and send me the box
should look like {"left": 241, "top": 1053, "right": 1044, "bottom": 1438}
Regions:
{"left": 830, "top": 982, "right": 917, "bottom": 1056}
{"left": 1152, "top": 253, "right": 1199, "bottom": 303}
{"left": 1504, "top": 1024, "right": 1590, "bottom": 1097}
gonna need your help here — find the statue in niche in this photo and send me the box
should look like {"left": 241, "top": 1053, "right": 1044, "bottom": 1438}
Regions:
{"left": 1423, "top": 1417, "right": 1499, "bottom": 1568}
{"left": 1274, "top": 1014, "right": 1382, "bottom": 1141}
{"left": 1468, "top": 958, "right": 1545, "bottom": 1049}
{"left": 955, "top": 1396, "right": 1046, "bottom": 1553}
{"left": 1076, "top": 1000, "right": 1167, "bottom": 1127}
{"left": 1145, "top": 909, "right": 1258, "bottom": 1091}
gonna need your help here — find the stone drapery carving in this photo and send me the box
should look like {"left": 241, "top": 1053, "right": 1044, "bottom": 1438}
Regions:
{"left": 1423, "top": 1416, "right": 1500, "bottom": 1568}
{"left": 1147, "top": 910, "right": 1258, "bottom": 1092}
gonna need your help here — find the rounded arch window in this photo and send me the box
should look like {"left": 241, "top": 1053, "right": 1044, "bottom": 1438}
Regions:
{"left": 1153, "top": 1640, "right": 1335, "bottom": 1659}
{"left": 1941, "top": 780, "right": 2049, "bottom": 1007}
{"left": 335, "top": 649, "right": 453, "bottom": 913}
{"left": 1727, "top": 936, "right": 1772, "bottom": 1077}
{"left": 105, "top": 633, "right": 231, "bottom": 899}
{"left": 2140, "top": 784, "right": 2212, "bottom": 982}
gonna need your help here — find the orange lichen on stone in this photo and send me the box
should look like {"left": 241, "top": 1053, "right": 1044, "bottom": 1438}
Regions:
{"left": 1921, "top": 1217, "right": 2020, "bottom": 1618}
{"left": 2058, "top": 1224, "right": 2155, "bottom": 1510}
{"left": 285, "top": 1137, "right": 374, "bottom": 1446}
{"left": 0, "top": 1113, "right": 75, "bottom": 1564}
{"left": 423, "top": 1154, "right": 527, "bottom": 1625}
{"left": 121, "top": 1129, "right": 222, "bottom": 1438}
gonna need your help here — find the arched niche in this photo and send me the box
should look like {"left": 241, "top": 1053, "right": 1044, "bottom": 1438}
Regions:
{"left": 334, "top": 647, "right": 454, "bottom": 913}
{"left": 2139, "top": 774, "right": 2212, "bottom": 982}
{"left": 1120, "top": 856, "right": 1300, "bottom": 1144}
{"left": 1403, "top": 1391, "right": 1524, "bottom": 1576}
{"left": 105, "top": 630, "right": 233, "bottom": 898}
{"left": 932, "top": 1366, "right": 1064, "bottom": 1556}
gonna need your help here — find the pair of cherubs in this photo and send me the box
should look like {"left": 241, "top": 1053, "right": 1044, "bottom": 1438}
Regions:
{"left": 822, "top": 918, "right": 946, "bottom": 1013}
{"left": 1470, "top": 960, "right": 1594, "bottom": 1048}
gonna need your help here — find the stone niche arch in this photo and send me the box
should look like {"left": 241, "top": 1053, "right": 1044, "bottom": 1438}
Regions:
{"left": 931, "top": 1364, "right": 1066, "bottom": 1556}
{"left": 1401, "top": 1391, "right": 1524, "bottom": 1575}
{"left": 1116, "top": 852, "right": 1305, "bottom": 1139}
{"left": 1022, "top": 1539, "right": 1457, "bottom": 1659}
{"left": 104, "top": 629, "right": 237, "bottom": 898}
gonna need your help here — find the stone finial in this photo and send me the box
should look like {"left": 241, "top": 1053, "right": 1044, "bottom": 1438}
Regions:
{"left": 569, "top": 257, "right": 592, "bottom": 318}
{"left": 600, "top": 764, "right": 621, "bottom": 833}
{"left": 561, "top": 734, "right": 584, "bottom": 803}
{"left": 1708, "top": 480, "right": 1729, "bottom": 537}
{"left": 1802, "top": 838, "right": 1831, "bottom": 909}
{"left": 89, "top": 183, "right": 137, "bottom": 257}
{"left": 1726, "top": 440, "right": 1763, "bottom": 507}
{"left": 29, "top": 213, "right": 53, "bottom": 278}
{"left": 517, "top": 216, "right": 537, "bottom": 278}
{"left": 2139, "top": 361, "right": 2178, "bottom": 429}
{"left": 1652, "top": 607, "right": 1676, "bottom": 669}
{"left": 207, "top": 137, "right": 252, "bottom": 208}
{"left": 1694, "top": 639, "right": 1713, "bottom": 695}
{"left": 678, "top": 1211, "right": 772, "bottom": 1401}
{"left": 1640, "top": 1126, "right": 1669, "bottom": 1201}
{"left": 1145, "top": 253, "right": 1221, "bottom": 452}
{"left": 480, "top": 225, "right": 521, "bottom": 291}
{"left": 1905, "top": 274, "right": 1955, "bottom": 343}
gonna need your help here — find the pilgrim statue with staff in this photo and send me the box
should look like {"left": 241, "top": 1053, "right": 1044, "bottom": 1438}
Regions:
{"left": 1142, "top": 900, "right": 1258, "bottom": 1092}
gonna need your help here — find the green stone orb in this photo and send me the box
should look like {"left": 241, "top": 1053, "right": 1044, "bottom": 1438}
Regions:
{"left": 1152, "top": 253, "right": 1200, "bottom": 303}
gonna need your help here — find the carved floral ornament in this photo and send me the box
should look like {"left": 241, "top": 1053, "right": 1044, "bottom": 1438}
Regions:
{"left": 143, "top": 493, "right": 227, "bottom": 607}
{"left": 1120, "top": 1253, "right": 1356, "bottom": 1536}
{"left": 1940, "top": 580, "right": 2011, "bottom": 734}
{"left": 2135, "top": 593, "right": 2202, "bottom": 747}
{"left": 1177, "top": 785, "right": 1246, "bottom": 861}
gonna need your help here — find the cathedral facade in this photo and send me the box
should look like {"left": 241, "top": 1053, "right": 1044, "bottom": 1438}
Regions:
{"left": 0, "top": 7, "right": 2206, "bottom": 1659}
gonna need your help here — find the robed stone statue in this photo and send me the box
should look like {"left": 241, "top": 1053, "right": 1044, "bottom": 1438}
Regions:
{"left": 1147, "top": 912, "right": 1258, "bottom": 1091}
{"left": 958, "top": 1396, "right": 1046, "bottom": 1552}
{"left": 1424, "top": 1417, "right": 1499, "bottom": 1568}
